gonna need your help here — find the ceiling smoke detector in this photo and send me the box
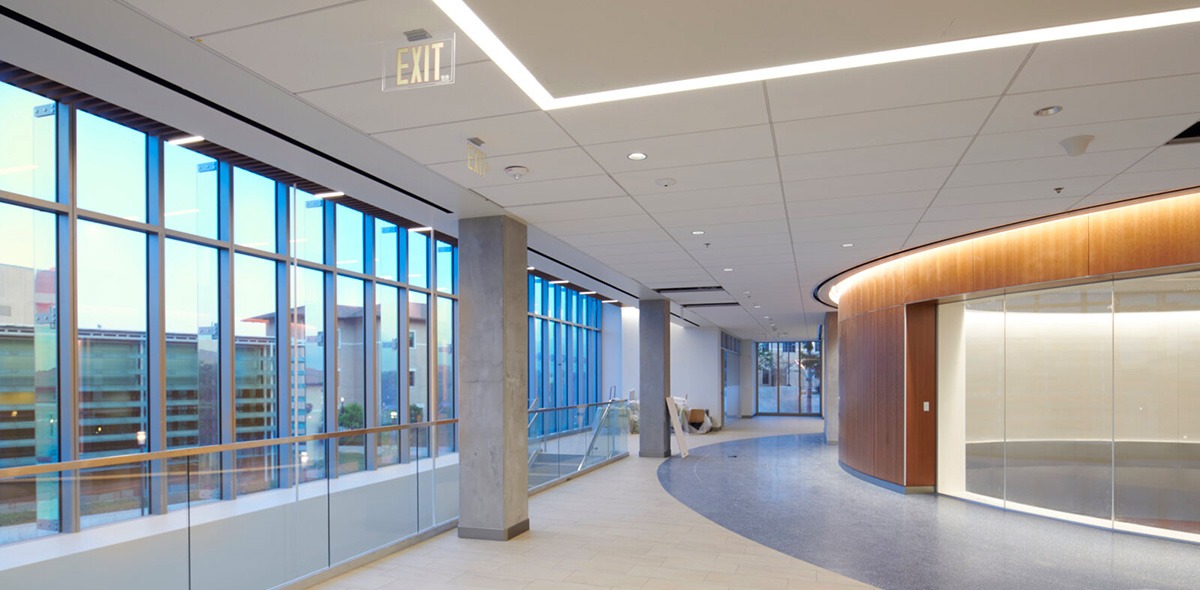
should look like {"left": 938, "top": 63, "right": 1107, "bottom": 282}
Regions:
{"left": 505, "top": 165, "right": 529, "bottom": 180}
{"left": 1060, "top": 135, "right": 1094, "bottom": 157}
{"left": 655, "top": 177, "right": 677, "bottom": 188}
{"left": 1034, "top": 105, "right": 1063, "bottom": 117}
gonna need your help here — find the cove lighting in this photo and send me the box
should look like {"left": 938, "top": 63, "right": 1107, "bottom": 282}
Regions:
{"left": 167, "top": 135, "right": 204, "bottom": 145}
{"left": 314, "top": 191, "right": 345, "bottom": 199}
{"left": 432, "top": 1, "right": 1200, "bottom": 110}
{"left": 549, "top": 280, "right": 569, "bottom": 284}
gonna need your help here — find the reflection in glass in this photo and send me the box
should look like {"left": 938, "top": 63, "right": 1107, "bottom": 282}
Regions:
{"left": 0, "top": 82, "right": 55, "bottom": 201}
{"left": 336, "top": 277, "right": 365, "bottom": 475}
{"left": 377, "top": 285, "right": 401, "bottom": 466}
{"left": 374, "top": 219, "right": 399, "bottom": 281}
{"left": 77, "top": 221, "right": 148, "bottom": 526}
{"left": 0, "top": 203, "right": 58, "bottom": 542}
{"left": 1005, "top": 285, "right": 1113, "bottom": 519}
{"left": 408, "top": 230, "right": 428, "bottom": 288}
{"left": 163, "top": 143, "right": 217, "bottom": 238}
{"left": 408, "top": 293, "right": 428, "bottom": 421}
{"left": 76, "top": 110, "right": 146, "bottom": 221}
{"left": 436, "top": 240, "right": 456, "bottom": 294}
{"left": 1114, "top": 272, "right": 1200, "bottom": 534}
{"left": 292, "top": 189, "right": 324, "bottom": 264}
{"left": 436, "top": 297, "right": 455, "bottom": 423}
{"left": 234, "top": 254, "right": 278, "bottom": 494}
{"left": 335, "top": 204, "right": 363, "bottom": 273}
{"left": 233, "top": 167, "right": 276, "bottom": 251}
{"left": 291, "top": 266, "right": 325, "bottom": 481}
{"left": 964, "top": 296, "right": 1005, "bottom": 500}
{"left": 164, "top": 239, "right": 221, "bottom": 505}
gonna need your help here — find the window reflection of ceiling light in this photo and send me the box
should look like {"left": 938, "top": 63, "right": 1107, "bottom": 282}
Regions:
{"left": 164, "top": 208, "right": 201, "bottom": 217}
{"left": 167, "top": 135, "right": 204, "bottom": 145}
{"left": 602, "top": 299, "right": 618, "bottom": 303}
{"left": 527, "top": 266, "right": 535, "bottom": 270}
{"left": 410, "top": 227, "right": 433, "bottom": 232}
{"left": 433, "top": 0, "right": 1200, "bottom": 110}
{"left": 550, "top": 280, "right": 569, "bottom": 284}
{"left": 581, "top": 291, "right": 596, "bottom": 295}
{"left": 0, "top": 164, "right": 37, "bottom": 175}
{"left": 627, "top": 152, "right": 647, "bottom": 161}
{"left": 314, "top": 191, "right": 345, "bottom": 198}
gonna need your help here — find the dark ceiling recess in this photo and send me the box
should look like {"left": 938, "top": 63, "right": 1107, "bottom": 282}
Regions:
{"left": 681, "top": 302, "right": 741, "bottom": 308}
{"left": 1166, "top": 121, "right": 1200, "bottom": 145}
{"left": 655, "top": 286, "right": 725, "bottom": 294}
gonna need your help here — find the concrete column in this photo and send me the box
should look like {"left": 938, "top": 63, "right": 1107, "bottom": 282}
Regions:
{"left": 639, "top": 299, "right": 671, "bottom": 457}
{"left": 822, "top": 312, "right": 840, "bottom": 444}
{"left": 458, "top": 216, "right": 530, "bottom": 540}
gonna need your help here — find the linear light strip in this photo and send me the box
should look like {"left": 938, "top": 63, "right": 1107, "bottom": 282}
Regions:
{"left": 433, "top": 2, "right": 1200, "bottom": 111}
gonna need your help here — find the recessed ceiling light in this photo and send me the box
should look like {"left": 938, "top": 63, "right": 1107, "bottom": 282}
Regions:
{"left": 433, "top": 0, "right": 1200, "bottom": 110}
{"left": 314, "top": 191, "right": 345, "bottom": 199}
{"left": 743, "top": 291, "right": 750, "bottom": 295}
{"left": 754, "top": 305, "right": 761, "bottom": 309}
{"left": 549, "top": 280, "right": 569, "bottom": 285}
{"left": 581, "top": 291, "right": 596, "bottom": 295}
{"left": 627, "top": 152, "right": 647, "bottom": 161}
{"left": 723, "top": 268, "right": 734, "bottom": 272}
{"left": 167, "top": 135, "right": 204, "bottom": 146}
{"left": 1034, "top": 105, "right": 1063, "bottom": 117}
{"left": 842, "top": 243, "right": 854, "bottom": 248}
{"left": 526, "top": 266, "right": 535, "bottom": 270}
{"left": 764, "top": 316, "right": 770, "bottom": 319}
{"left": 692, "top": 230, "right": 705, "bottom": 235}
{"left": 602, "top": 299, "right": 618, "bottom": 304}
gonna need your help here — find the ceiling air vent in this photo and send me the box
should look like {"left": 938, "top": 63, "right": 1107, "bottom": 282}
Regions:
{"left": 681, "top": 302, "right": 740, "bottom": 308}
{"left": 1166, "top": 121, "right": 1200, "bottom": 145}
{"left": 655, "top": 286, "right": 724, "bottom": 294}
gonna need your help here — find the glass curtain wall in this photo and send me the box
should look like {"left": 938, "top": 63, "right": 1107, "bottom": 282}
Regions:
{"left": 0, "top": 81, "right": 459, "bottom": 546}
{"left": 755, "top": 341, "right": 821, "bottom": 415}
{"left": 527, "top": 275, "right": 606, "bottom": 437}
{"left": 939, "top": 269, "right": 1200, "bottom": 542}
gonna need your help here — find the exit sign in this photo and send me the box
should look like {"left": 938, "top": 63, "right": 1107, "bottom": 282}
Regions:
{"left": 383, "top": 34, "right": 455, "bottom": 91}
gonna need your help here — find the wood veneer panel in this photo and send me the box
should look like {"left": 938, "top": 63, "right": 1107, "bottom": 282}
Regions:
{"left": 871, "top": 307, "right": 905, "bottom": 485}
{"left": 905, "top": 301, "right": 937, "bottom": 487}
{"left": 1089, "top": 193, "right": 1200, "bottom": 276}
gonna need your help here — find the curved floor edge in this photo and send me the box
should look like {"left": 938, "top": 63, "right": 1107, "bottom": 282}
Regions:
{"left": 657, "top": 433, "right": 1200, "bottom": 590}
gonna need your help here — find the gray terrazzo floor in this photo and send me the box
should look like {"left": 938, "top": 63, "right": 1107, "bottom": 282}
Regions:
{"left": 658, "top": 432, "right": 1200, "bottom": 590}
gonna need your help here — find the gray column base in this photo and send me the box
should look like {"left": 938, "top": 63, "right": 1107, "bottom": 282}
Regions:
{"left": 458, "top": 518, "right": 530, "bottom": 541}
{"left": 639, "top": 449, "right": 670, "bottom": 458}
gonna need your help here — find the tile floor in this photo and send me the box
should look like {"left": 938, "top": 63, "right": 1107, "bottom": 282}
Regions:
{"left": 314, "top": 416, "right": 871, "bottom": 590}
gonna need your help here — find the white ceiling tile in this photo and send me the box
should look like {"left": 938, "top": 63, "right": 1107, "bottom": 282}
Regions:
{"left": 774, "top": 98, "right": 994, "bottom": 155}
{"left": 983, "top": 74, "right": 1200, "bottom": 134}
{"left": 373, "top": 111, "right": 576, "bottom": 165}
{"left": 588, "top": 240, "right": 683, "bottom": 256}
{"left": 1125, "top": 143, "right": 1200, "bottom": 174}
{"left": 692, "top": 251, "right": 797, "bottom": 267}
{"left": 635, "top": 183, "right": 782, "bottom": 213}
{"left": 947, "top": 148, "right": 1152, "bottom": 188}
{"left": 787, "top": 191, "right": 936, "bottom": 217}
{"left": 199, "top": 0, "right": 486, "bottom": 93}
{"left": 933, "top": 176, "right": 1112, "bottom": 206}
{"left": 1069, "top": 192, "right": 1149, "bottom": 210}
{"left": 475, "top": 175, "right": 625, "bottom": 207}
{"left": 583, "top": 125, "right": 776, "bottom": 174}
{"left": 549, "top": 83, "right": 768, "bottom": 145}
{"left": 765, "top": 46, "right": 1029, "bottom": 121}
{"left": 597, "top": 250, "right": 694, "bottom": 265}
{"left": 790, "top": 208, "right": 926, "bottom": 230}
{"left": 1009, "top": 22, "right": 1200, "bottom": 93}
{"left": 1093, "top": 168, "right": 1200, "bottom": 197}
{"left": 964, "top": 115, "right": 1197, "bottom": 164}
{"left": 299, "top": 61, "right": 535, "bottom": 133}
{"left": 508, "top": 197, "right": 642, "bottom": 224}
{"left": 784, "top": 167, "right": 952, "bottom": 201}
{"left": 538, "top": 214, "right": 660, "bottom": 236}
{"left": 794, "top": 236, "right": 908, "bottom": 254}
{"left": 791, "top": 223, "right": 915, "bottom": 244}
{"left": 651, "top": 204, "right": 787, "bottom": 228}
{"left": 560, "top": 228, "right": 672, "bottom": 247}
{"left": 663, "top": 220, "right": 790, "bottom": 240}
{"left": 676, "top": 232, "right": 795, "bottom": 249}
{"left": 124, "top": 0, "right": 343, "bottom": 37}
{"left": 779, "top": 138, "right": 969, "bottom": 182}
{"left": 907, "top": 216, "right": 1027, "bottom": 241}
{"left": 613, "top": 158, "right": 780, "bottom": 196}
{"left": 428, "top": 147, "right": 603, "bottom": 188}
{"left": 921, "top": 196, "right": 1077, "bottom": 222}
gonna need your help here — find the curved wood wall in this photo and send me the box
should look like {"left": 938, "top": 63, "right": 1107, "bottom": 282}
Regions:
{"left": 829, "top": 187, "right": 1200, "bottom": 489}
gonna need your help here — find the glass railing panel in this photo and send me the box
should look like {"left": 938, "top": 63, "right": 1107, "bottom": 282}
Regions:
{"left": 79, "top": 462, "right": 151, "bottom": 529}
{"left": 415, "top": 426, "right": 434, "bottom": 531}
{"left": 434, "top": 422, "right": 459, "bottom": 524}
{"left": 0, "top": 473, "right": 59, "bottom": 544}
{"left": 329, "top": 432, "right": 417, "bottom": 564}
{"left": 187, "top": 445, "right": 329, "bottom": 590}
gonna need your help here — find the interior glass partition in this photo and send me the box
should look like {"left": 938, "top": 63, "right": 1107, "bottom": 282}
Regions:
{"left": 756, "top": 341, "right": 821, "bottom": 415}
{"left": 939, "top": 269, "right": 1200, "bottom": 541}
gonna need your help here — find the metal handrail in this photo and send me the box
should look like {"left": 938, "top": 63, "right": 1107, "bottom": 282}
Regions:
{"left": 577, "top": 401, "right": 617, "bottom": 471}
{"left": 0, "top": 418, "right": 459, "bottom": 479}
{"left": 527, "top": 400, "right": 617, "bottom": 416}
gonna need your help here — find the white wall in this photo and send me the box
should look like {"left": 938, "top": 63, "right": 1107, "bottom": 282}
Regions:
{"left": 669, "top": 324, "right": 722, "bottom": 427}
{"left": 601, "top": 303, "right": 623, "bottom": 399}
{"left": 621, "top": 307, "right": 640, "bottom": 400}
{"left": 740, "top": 339, "right": 757, "bottom": 417}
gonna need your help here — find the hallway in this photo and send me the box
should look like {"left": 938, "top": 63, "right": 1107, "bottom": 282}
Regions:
{"left": 315, "top": 417, "right": 869, "bottom": 590}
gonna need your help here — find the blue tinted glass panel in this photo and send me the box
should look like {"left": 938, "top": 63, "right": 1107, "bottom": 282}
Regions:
{"left": 163, "top": 143, "right": 217, "bottom": 238}
{"left": 0, "top": 82, "right": 55, "bottom": 201}
{"left": 408, "top": 230, "right": 429, "bottom": 288}
{"left": 436, "top": 240, "right": 456, "bottom": 294}
{"left": 292, "top": 189, "right": 323, "bottom": 264}
{"left": 233, "top": 167, "right": 276, "bottom": 250}
{"left": 335, "top": 205, "right": 363, "bottom": 273}
{"left": 374, "top": 219, "right": 399, "bottom": 281}
{"left": 76, "top": 110, "right": 146, "bottom": 221}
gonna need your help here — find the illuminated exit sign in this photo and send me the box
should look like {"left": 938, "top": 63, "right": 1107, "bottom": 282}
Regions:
{"left": 383, "top": 34, "right": 456, "bottom": 91}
